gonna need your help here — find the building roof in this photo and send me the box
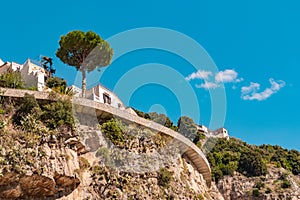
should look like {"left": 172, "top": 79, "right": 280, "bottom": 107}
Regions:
{"left": 0, "top": 59, "right": 3, "bottom": 66}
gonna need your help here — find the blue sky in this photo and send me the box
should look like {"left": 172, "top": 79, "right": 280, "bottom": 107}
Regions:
{"left": 0, "top": 1, "right": 299, "bottom": 150}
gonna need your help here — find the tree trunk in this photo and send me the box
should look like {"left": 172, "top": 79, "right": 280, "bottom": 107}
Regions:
{"left": 82, "top": 70, "right": 86, "bottom": 98}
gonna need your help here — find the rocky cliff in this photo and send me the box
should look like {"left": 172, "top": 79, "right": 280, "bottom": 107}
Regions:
{"left": 0, "top": 122, "right": 222, "bottom": 199}
{"left": 0, "top": 94, "right": 299, "bottom": 199}
{"left": 0, "top": 95, "right": 223, "bottom": 199}
{"left": 217, "top": 166, "right": 300, "bottom": 200}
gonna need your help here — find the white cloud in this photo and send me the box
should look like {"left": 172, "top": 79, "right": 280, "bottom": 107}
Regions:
{"left": 215, "top": 69, "right": 243, "bottom": 83}
{"left": 195, "top": 81, "right": 219, "bottom": 90}
{"left": 185, "top": 70, "right": 212, "bottom": 81}
{"left": 241, "top": 82, "right": 260, "bottom": 94}
{"left": 186, "top": 69, "right": 244, "bottom": 90}
{"left": 241, "top": 79, "right": 285, "bottom": 101}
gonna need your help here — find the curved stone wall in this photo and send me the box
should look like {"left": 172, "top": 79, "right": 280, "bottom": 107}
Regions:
{"left": 0, "top": 88, "right": 212, "bottom": 187}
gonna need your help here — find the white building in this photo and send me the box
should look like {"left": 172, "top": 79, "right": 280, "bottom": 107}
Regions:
{"left": 197, "top": 125, "right": 209, "bottom": 133}
{"left": 0, "top": 58, "right": 48, "bottom": 91}
{"left": 196, "top": 124, "right": 229, "bottom": 140}
{"left": 68, "top": 85, "right": 82, "bottom": 97}
{"left": 20, "top": 59, "right": 48, "bottom": 91}
{"left": 86, "top": 84, "right": 125, "bottom": 110}
{"left": 211, "top": 128, "right": 229, "bottom": 140}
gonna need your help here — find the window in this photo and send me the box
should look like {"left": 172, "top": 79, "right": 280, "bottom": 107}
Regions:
{"left": 103, "top": 93, "right": 111, "bottom": 104}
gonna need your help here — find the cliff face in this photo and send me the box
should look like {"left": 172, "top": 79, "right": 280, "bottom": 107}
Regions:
{"left": 0, "top": 95, "right": 222, "bottom": 200}
{"left": 216, "top": 166, "right": 300, "bottom": 200}
{"left": 0, "top": 124, "right": 223, "bottom": 200}
{"left": 54, "top": 124, "right": 224, "bottom": 200}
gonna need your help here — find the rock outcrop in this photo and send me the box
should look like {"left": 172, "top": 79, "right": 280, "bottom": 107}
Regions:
{"left": 217, "top": 165, "right": 300, "bottom": 200}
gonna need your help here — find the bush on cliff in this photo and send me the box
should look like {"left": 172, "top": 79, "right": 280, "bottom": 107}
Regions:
{"left": 0, "top": 71, "right": 24, "bottom": 89}
{"left": 41, "top": 99, "right": 75, "bottom": 130}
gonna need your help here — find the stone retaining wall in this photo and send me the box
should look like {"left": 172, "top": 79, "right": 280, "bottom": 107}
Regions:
{"left": 0, "top": 88, "right": 212, "bottom": 187}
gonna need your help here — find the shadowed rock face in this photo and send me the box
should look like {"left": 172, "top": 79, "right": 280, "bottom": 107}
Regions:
{"left": 0, "top": 173, "right": 79, "bottom": 199}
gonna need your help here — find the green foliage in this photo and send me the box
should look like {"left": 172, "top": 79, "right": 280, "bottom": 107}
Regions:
{"left": 133, "top": 108, "right": 151, "bottom": 119}
{"left": 41, "top": 99, "right": 75, "bottom": 130}
{"left": 265, "top": 187, "right": 272, "bottom": 194}
{"left": 208, "top": 150, "right": 239, "bottom": 182}
{"left": 46, "top": 77, "right": 67, "bottom": 94}
{"left": 0, "top": 92, "right": 6, "bottom": 114}
{"left": 20, "top": 114, "right": 44, "bottom": 134}
{"left": 266, "top": 187, "right": 272, "bottom": 194}
{"left": 207, "top": 138, "right": 267, "bottom": 182}
{"left": 197, "top": 194, "right": 204, "bottom": 200}
{"left": 56, "top": 30, "right": 113, "bottom": 70}
{"left": 0, "top": 71, "right": 24, "bottom": 89}
{"left": 13, "top": 93, "right": 41, "bottom": 125}
{"left": 101, "top": 119, "right": 126, "bottom": 146}
{"left": 254, "top": 181, "right": 265, "bottom": 190}
{"left": 132, "top": 108, "right": 177, "bottom": 130}
{"left": 252, "top": 188, "right": 260, "bottom": 197}
{"left": 238, "top": 150, "right": 267, "bottom": 177}
{"left": 280, "top": 174, "right": 292, "bottom": 188}
{"left": 208, "top": 138, "right": 300, "bottom": 183}
{"left": 26, "top": 86, "right": 38, "bottom": 91}
{"left": 211, "top": 167, "right": 223, "bottom": 182}
{"left": 92, "top": 165, "right": 102, "bottom": 175}
{"left": 148, "top": 112, "right": 175, "bottom": 129}
{"left": 56, "top": 30, "right": 113, "bottom": 96}
{"left": 281, "top": 179, "right": 291, "bottom": 188}
{"left": 0, "top": 120, "right": 6, "bottom": 129}
{"left": 158, "top": 168, "right": 173, "bottom": 187}
{"left": 259, "top": 144, "right": 300, "bottom": 175}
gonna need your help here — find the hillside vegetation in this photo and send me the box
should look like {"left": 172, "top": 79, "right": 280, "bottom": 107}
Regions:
{"left": 207, "top": 138, "right": 300, "bottom": 183}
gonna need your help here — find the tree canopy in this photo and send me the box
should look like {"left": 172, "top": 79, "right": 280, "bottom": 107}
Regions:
{"left": 56, "top": 30, "right": 113, "bottom": 97}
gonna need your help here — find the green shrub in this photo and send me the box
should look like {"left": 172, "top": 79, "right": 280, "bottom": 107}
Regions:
{"left": 197, "top": 194, "right": 204, "bottom": 200}
{"left": 20, "top": 114, "right": 44, "bottom": 134}
{"left": 26, "top": 86, "right": 38, "bottom": 91}
{"left": 207, "top": 138, "right": 269, "bottom": 181}
{"left": 281, "top": 179, "right": 291, "bottom": 188}
{"left": 238, "top": 150, "right": 267, "bottom": 177}
{"left": 46, "top": 77, "right": 67, "bottom": 94}
{"left": 101, "top": 119, "right": 126, "bottom": 145}
{"left": 265, "top": 187, "right": 272, "bottom": 194}
{"left": 261, "top": 145, "right": 300, "bottom": 175}
{"left": 252, "top": 188, "right": 260, "bottom": 197}
{"left": 148, "top": 112, "right": 174, "bottom": 128}
{"left": 212, "top": 167, "right": 223, "bottom": 182}
{"left": 0, "top": 71, "right": 24, "bottom": 89}
{"left": 158, "top": 168, "right": 173, "bottom": 187}
{"left": 41, "top": 99, "right": 75, "bottom": 130}
{"left": 13, "top": 93, "right": 41, "bottom": 125}
{"left": 132, "top": 108, "right": 177, "bottom": 130}
{"left": 0, "top": 120, "right": 6, "bottom": 129}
